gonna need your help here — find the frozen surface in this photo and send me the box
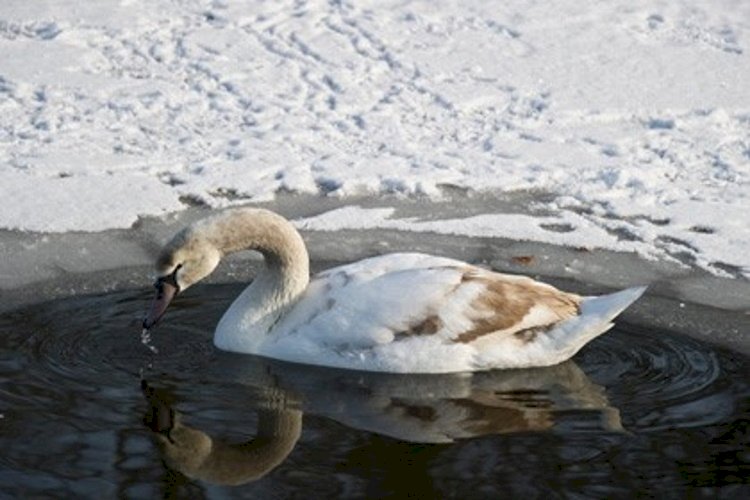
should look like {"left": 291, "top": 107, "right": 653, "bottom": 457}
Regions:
{"left": 1, "top": 196, "right": 748, "bottom": 356}
{"left": 0, "top": 0, "right": 748, "bottom": 278}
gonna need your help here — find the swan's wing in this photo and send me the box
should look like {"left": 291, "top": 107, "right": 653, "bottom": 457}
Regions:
{"left": 274, "top": 253, "right": 468, "bottom": 346}
{"left": 273, "top": 253, "right": 581, "bottom": 351}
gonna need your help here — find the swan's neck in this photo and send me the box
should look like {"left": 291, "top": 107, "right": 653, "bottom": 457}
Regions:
{"left": 206, "top": 208, "right": 309, "bottom": 283}
{"left": 162, "top": 406, "right": 302, "bottom": 485}
{"left": 211, "top": 209, "right": 310, "bottom": 351}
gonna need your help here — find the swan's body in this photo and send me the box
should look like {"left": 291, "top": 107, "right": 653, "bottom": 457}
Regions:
{"left": 145, "top": 208, "right": 645, "bottom": 373}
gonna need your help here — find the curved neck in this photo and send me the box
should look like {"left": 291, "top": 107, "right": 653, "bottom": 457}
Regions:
{"left": 209, "top": 209, "right": 310, "bottom": 349}
{"left": 196, "top": 208, "right": 310, "bottom": 300}
{"left": 204, "top": 208, "right": 309, "bottom": 286}
{"left": 204, "top": 408, "right": 302, "bottom": 485}
{"left": 163, "top": 407, "right": 303, "bottom": 486}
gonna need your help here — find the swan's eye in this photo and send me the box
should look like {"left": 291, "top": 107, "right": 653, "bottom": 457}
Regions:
{"left": 154, "top": 264, "right": 183, "bottom": 294}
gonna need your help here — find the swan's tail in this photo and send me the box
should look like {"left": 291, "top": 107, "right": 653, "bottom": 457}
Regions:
{"left": 542, "top": 286, "right": 647, "bottom": 365}
{"left": 579, "top": 286, "right": 648, "bottom": 324}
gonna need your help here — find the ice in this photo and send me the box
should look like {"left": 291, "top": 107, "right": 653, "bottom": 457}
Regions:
{"left": 0, "top": 0, "right": 747, "bottom": 279}
{"left": 0, "top": 1, "right": 748, "bottom": 352}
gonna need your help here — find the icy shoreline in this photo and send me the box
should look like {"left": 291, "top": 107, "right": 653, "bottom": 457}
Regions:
{"left": 1, "top": 0, "right": 749, "bottom": 279}
{"left": 2, "top": 195, "right": 748, "bottom": 356}
{"left": 1, "top": 1, "right": 748, "bottom": 353}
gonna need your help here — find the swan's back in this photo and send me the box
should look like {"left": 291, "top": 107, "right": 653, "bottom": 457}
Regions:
{"left": 230, "top": 253, "right": 641, "bottom": 373}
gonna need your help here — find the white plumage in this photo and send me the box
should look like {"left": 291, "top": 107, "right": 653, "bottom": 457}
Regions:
{"left": 145, "top": 208, "right": 646, "bottom": 373}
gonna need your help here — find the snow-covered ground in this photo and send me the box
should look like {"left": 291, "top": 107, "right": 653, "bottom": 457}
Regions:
{"left": 1, "top": 0, "right": 748, "bottom": 279}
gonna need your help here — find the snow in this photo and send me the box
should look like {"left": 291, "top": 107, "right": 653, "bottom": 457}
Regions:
{"left": 298, "top": 206, "right": 634, "bottom": 251}
{"left": 0, "top": 0, "right": 748, "bottom": 278}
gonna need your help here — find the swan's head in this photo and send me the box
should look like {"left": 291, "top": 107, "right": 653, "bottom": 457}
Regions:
{"left": 143, "top": 229, "right": 221, "bottom": 330}
{"left": 142, "top": 380, "right": 213, "bottom": 475}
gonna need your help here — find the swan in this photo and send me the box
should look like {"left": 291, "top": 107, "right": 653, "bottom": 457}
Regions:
{"left": 142, "top": 207, "right": 646, "bottom": 373}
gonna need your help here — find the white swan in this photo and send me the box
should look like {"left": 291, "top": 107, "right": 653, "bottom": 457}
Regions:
{"left": 143, "top": 208, "right": 646, "bottom": 373}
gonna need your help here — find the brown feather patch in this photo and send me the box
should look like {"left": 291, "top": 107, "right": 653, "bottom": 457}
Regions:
{"left": 454, "top": 272, "right": 580, "bottom": 344}
{"left": 395, "top": 315, "right": 443, "bottom": 339}
{"left": 513, "top": 324, "right": 556, "bottom": 344}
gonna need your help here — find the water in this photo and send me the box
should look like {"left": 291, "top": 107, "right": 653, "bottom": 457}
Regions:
{"left": 0, "top": 282, "right": 748, "bottom": 498}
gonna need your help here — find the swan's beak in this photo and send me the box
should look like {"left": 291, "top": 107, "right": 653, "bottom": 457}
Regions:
{"left": 142, "top": 278, "right": 179, "bottom": 330}
{"left": 141, "top": 380, "right": 175, "bottom": 435}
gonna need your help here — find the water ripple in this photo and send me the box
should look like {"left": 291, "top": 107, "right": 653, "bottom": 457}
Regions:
{"left": 0, "top": 284, "right": 748, "bottom": 496}
{"left": 578, "top": 323, "right": 742, "bottom": 431}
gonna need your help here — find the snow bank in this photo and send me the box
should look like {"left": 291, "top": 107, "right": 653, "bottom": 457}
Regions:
{"left": 0, "top": 0, "right": 748, "bottom": 277}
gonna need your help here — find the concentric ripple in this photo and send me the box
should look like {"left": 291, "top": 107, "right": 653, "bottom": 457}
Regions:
{"left": 1, "top": 285, "right": 747, "bottom": 429}
{"left": 6, "top": 288, "right": 220, "bottom": 383}
{"left": 576, "top": 323, "right": 745, "bottom": 431}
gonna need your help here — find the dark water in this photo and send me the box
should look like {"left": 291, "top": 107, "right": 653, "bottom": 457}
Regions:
{"left": 0, "top": 283, "right": 748, "bottom": 498}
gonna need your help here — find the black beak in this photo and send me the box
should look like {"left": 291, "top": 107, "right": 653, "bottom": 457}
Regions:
{"left": 142, "top": 271, "right": 180, "bottom": 330}
{"left": 141, "top": 380, "right": 175, "bottom": 437}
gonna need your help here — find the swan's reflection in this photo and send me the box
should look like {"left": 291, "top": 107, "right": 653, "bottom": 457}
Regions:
{"left": 143, "top": 359, "right": 621, "bottom": 485}
{"left": 142, "top": 381, "right": 302, "bottom": 486}
{"left": 213, "top": 355, "right": 624, "bottom": 443}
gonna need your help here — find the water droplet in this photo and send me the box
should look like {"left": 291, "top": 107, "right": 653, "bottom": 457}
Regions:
{"left": 141, "top": 328, "right": 159, "bottom": 354}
